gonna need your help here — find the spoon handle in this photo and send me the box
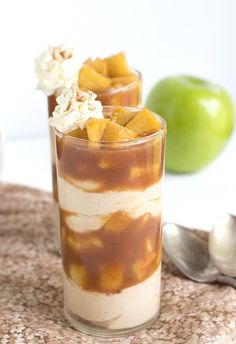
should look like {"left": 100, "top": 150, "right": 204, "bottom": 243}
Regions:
{"left": 216, "top": 275, "right": 236, "bottom": 289}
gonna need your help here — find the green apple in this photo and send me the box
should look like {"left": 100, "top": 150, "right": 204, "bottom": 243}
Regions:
{"left": 146, "top": 75, "right": 235, "bottom": 172}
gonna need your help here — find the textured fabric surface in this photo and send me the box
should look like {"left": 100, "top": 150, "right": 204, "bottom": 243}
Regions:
{"left": 0, "top": 183, "right": 236, "bottom": 344}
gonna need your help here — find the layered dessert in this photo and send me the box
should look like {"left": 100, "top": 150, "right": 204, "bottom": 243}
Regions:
{"left": 50, "top": 84, "right": 166, "bottom": 335}
{"left": 35, "top": 47, "right": 141, "bottom": 114}
{"left": 35, "top": 46, "right": 142, "bottom": 252}
{"left": 78, "top": 51, "right": 141, "bottom": 106}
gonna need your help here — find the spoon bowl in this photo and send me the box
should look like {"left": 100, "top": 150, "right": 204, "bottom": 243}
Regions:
{"left": 163, "top": 223, "right": 236, "bottom": 288}
{"left": 209, "top": 213, "right": 236, "bottom": 277}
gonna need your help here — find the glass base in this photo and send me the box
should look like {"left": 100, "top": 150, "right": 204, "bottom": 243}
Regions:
{"left": 64, "top": 306, "right": 160, "bottom": 337}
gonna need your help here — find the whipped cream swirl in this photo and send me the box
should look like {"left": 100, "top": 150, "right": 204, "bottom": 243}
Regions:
{"left": 49, "top": 84, "right": 103, "bottom": 133}
{"left": 35, "top": 44, "right": 79, "bottom": 96}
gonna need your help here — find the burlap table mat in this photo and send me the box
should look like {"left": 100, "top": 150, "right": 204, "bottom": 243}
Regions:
{"left": 0, "top": 183, "right": 235, "bottom": 344}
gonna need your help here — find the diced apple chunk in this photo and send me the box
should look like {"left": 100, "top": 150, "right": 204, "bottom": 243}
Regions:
{"left": 152, "top": 164, "right": 160, "bottom": 179}
{"left": 105, "top": 52, "right": 131, "bottom": 77}
{"left": 133, "top": 261, "right": 146, "bottom": 281}
{"left": 68, "top": 235, "right": 103, "bottom": 251}
{"left": 131, "top": 163, "right": 160, "bottom": 181}
{"left": 126, "top": 108, "right": 162, "bottom": 136}
{"left": 111, "top": 106, "right": 137, "bottom": 126}
{"left": 68, "top": 127, "right": 88, "bottom": 139}
{"left": 129, "top": 166, "right": 144, "bottom": 179}
{"left": 87, "top": 118, "right": 110, "bottom": 142}
{"left": 79, "top": 65, "right": 111, "bottom": 91}
{"left": 139, "top": 213, "right": 151, "bottom": 226}
{"left": 69, "top": 263, "right": 88, "bottom": 288}
{"left": 104, "top": 211, "right": 130, "bottom": 232}
{"left": 111, "top": 75, "right": 138, "bottom": 87}
{"left": 100, "top": 263, "right": 124, "bottom": 292}
{"left": 80, "top": 237, "right": 103, "bottom": 249}
{"left": 103, "top": 121, "right": 137, "bottom": 142}
{"left": 145, "top": 237, "right": 153, "bottom": 255}
{"left": 98, "top": 158, "right": 113, "bottom": 169}
{"left": 67, "top": 236, "right": 78, "bottom": 251}
{"left": 133, "top": 253, "right": 156, "bottom": 281}
{"left": 87, "top": 57, "right": 108, "bottom": 77}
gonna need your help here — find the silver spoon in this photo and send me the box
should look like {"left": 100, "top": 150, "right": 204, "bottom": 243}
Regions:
{"left": 163, "top": 223, "right": 236, "bottom": 288}
{"left": 209, "top": 213, "right": 236, "bottom": 277}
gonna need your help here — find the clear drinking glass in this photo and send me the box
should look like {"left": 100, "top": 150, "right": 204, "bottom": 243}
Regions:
{"left": 48, "top": 70, "right": 142, "bottom": 252}
{"left": 55, "top": 106, "right": 166, "bottom": 336}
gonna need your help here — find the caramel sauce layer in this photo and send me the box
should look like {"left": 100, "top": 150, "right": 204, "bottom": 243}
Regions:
{"left": 57, "top": 136, "right": 165, "bottom": 192}
{"left": 61, "top": 209, "right": 162, "bottom": 293}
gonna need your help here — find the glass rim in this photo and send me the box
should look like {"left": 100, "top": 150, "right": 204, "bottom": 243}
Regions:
{"left": 55, "top": 106, "right": 166, "bottom": 148}
{"left": 95, "top": 68, "right": 142, "bottom": 96}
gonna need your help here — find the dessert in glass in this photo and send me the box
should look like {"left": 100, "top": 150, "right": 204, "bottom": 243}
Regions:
{"left": 49, "top": 84, "right": 166, "bottom": 336}
{"left": 78, "top": 51, "right": 142, "bottom": 106}
{"left": 35, "top": 47, "right": 142, "bottom": 252}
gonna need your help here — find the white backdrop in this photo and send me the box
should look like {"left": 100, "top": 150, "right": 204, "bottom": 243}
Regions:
{"left": 1, "top": 0, "right": 235, "bottom": 139}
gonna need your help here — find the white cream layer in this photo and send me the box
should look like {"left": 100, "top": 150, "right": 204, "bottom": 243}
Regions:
{"left": 63, "top": 265, "right": 161, "bottom": 330}
{"left": 64, "top": 198, "right": 161, "bottom": 233}
{"left": 58, "top": 176, "right": 162, "bottom": 216}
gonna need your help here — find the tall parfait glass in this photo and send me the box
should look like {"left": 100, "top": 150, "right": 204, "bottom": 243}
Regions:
{"left": 55, "top": 106, "right": 166, "bottom": 336}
